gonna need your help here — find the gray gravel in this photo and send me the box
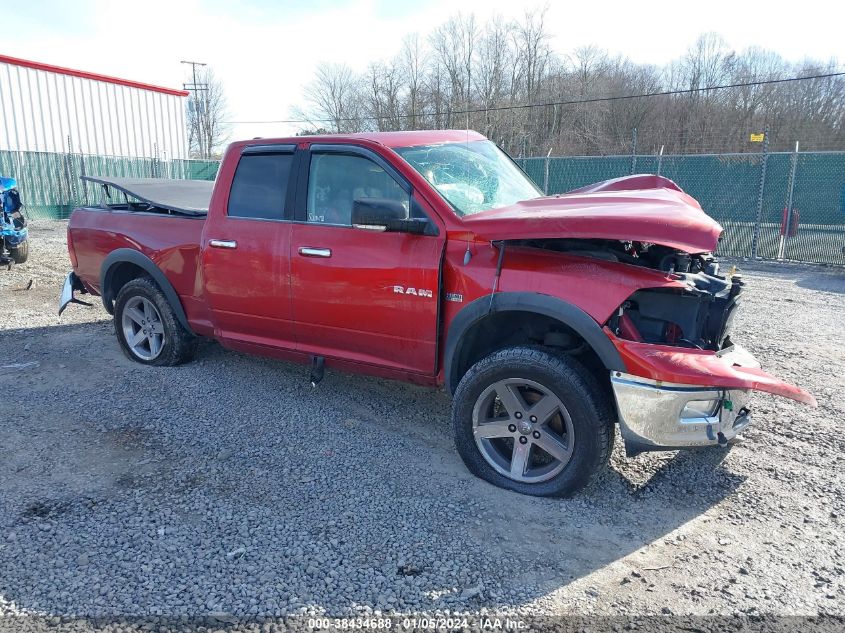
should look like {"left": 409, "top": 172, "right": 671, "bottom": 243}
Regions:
{"left": 0, "top": 221, "right": 843, "bottom": 626}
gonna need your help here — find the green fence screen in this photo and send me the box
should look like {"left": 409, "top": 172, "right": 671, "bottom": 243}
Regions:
{"left": 0, "top": 150, "right": 219, "bottom": 220}
{"left": 2, "top": 148, "right": 843, "bottom": 265}
{"left": 517, "top": 151, "right": 845, "bottom": 265}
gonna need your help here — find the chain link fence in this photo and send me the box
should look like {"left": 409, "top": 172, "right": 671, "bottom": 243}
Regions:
{"left": 1, "top": 147, "right": 843, "bottom": 265}
{"left": 0, "top": 149, "right": 218, "bottom": 220}
{"left": 517, "top": 150, "right": 845, "bottom": 266}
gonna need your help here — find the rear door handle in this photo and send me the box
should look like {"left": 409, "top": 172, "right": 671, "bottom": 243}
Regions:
{"left": 298, "top": 247, "right": 332, "bottom": 258}
{"left": 209, "top": 239, "right": 237, "bottom": 249}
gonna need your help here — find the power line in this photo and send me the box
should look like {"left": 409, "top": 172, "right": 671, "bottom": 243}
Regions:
{"left": 226, "top": 70, "right": 845, "bottom": 125}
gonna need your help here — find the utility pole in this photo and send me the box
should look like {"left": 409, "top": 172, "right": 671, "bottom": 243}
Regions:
{"left": 181, "top": 60, "right": 208, "bottom": 157}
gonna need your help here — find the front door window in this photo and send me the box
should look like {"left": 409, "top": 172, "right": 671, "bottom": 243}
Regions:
{"left": 306, "top": 153, "right": 409, "bottom": 225}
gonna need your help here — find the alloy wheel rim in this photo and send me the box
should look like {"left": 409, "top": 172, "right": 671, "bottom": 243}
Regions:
{"left": 472, "top": 378, "right": 575, "bottom": 484}
{"left": 121, "top": 296, "right": 165, "bottom": 361}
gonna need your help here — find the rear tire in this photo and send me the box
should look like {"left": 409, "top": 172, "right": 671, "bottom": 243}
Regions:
{"left": 113, "top": 277, "right": 197, "bottom": 366}
{"left": 452, "top": 346, "right": 614, "bottom": 497}
{"left": 9, "top": 241, "right": 28, "bottom": 264}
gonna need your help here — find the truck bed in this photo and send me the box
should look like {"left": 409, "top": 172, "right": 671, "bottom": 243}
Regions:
{"left": 68, "top": 205, "right": 210, "bottom": 331}
{"left": 82, "top": 176, "right": 214, "bottom": 215}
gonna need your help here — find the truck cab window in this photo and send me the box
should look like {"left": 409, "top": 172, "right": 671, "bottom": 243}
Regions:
{"left": 228, "top": 153, "right": 292, "bottom": 220}
{"left": 307, "top": 153, "right": 408, "bottom": 225}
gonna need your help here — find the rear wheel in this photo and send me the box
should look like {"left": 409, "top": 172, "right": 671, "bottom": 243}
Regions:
{"left": 9, "top": 240, "right": 28, "bottom": 264}
{"left": 113, "top": 277, "right": 197, "bottom": 366}
{"left": 452, "top": 346, "right": 614, "bottom": 497}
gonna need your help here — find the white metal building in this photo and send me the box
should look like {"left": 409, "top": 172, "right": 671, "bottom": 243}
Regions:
{"left": 0, "top": 54, "right": 189, "bottom": 159}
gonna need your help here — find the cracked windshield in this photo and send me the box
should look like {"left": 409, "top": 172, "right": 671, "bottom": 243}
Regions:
{"left": 395, "top": 140, "right": 542, "bottom": 216}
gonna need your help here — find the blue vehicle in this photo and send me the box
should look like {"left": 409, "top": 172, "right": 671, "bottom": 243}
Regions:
{"left": 1, "top": 176, "right": 29, "bottom": 266}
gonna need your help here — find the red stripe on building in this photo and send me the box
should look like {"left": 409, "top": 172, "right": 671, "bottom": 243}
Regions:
{"left": 0, "top": 54, "right": 189, "bottom": 97}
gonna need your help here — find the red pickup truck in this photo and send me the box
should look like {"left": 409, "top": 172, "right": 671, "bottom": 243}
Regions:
{"left": 60, "top": 130, "right": 815, "bottom": 497}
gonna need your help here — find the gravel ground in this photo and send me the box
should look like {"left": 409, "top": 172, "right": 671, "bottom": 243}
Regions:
{"left": 0, "top": 221, "right": 843, "bottom": 629}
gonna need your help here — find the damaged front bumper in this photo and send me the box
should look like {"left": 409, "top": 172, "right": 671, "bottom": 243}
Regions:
{"left": 612, "top": 372, "right": 752, "bottom": 455}
{"left": 608, "top": 341, "right": 815, "bottom": 455}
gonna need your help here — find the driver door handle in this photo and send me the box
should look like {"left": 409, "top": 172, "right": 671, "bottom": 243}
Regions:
{"left": 209, "top": 239, "right": 237, "bottom": 249}
{"left": 299, "top": 247, "right": 332, "bottom": 258}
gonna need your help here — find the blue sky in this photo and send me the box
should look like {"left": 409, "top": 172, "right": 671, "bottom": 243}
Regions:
{"left": 1, "top": 0, "right": 841, "bottom": 141}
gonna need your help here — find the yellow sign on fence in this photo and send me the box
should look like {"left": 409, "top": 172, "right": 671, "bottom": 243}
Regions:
{"left": 750, "top": 133, "right": 765, "bottom": 142}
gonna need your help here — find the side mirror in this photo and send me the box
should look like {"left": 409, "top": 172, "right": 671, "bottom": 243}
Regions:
{"left": 352, "top": 198, "right": 431, "bottom": 235}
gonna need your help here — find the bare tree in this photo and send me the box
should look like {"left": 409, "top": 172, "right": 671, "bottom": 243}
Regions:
{"left": 430, "top": 13, "right": 478, "bottom": 123}
{"left": 567, "top": 45, "right": 611, "bottom": 152}
{"left": 400, "top": 34, "right": 427, "bottom": 128}
{"left": 364, "top": 61, "right": 402, "bottom": 131}
{"left": 671, "top": 33, "right": 733, "bottom": 150}
{"left": 474, "top": 17, "right": 513, "bottom": 137}
{"left": 292, "top": 10, "right": 844, "bottom": 155}
{"left": 186, "top": 68, "right": 230, "bottom": 159}
{"left": 514, "top": 7, "right": 551, "bottom": 103}
{"left": 297, "top": 63, "right": 362, "bottom": 133}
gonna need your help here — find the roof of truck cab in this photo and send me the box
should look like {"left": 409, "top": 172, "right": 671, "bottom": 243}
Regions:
{"left": 240, "top": 129, "right": 487, "bottom": 149}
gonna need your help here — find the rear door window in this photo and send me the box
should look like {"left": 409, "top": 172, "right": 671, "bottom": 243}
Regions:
{"left": 228, "top": 153, "right": 293, "bottom": 220}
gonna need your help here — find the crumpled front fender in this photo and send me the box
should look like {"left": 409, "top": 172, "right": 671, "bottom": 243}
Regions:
{"left": 605, "top": 329, "right": 817, "bottom": 407}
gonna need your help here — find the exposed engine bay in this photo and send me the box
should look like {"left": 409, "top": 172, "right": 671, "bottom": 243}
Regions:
{"left": 524, "top": 238, "right": 743, "bottom": 352}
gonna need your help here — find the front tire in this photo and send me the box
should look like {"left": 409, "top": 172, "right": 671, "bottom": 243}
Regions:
{"left": 452, "top": 346, "right": 614, "bottom": 497}
{"left": 113, "top": 277, "right": 197, "bottom": 366}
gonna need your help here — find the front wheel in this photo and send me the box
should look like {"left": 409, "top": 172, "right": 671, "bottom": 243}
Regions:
{"left": 452, "top": 346, "right": 614, "bottom": 497}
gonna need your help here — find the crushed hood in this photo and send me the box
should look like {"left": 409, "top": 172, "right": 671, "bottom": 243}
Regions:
{"left": 462, "top": 174, "right": 723, "bottom": 254}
